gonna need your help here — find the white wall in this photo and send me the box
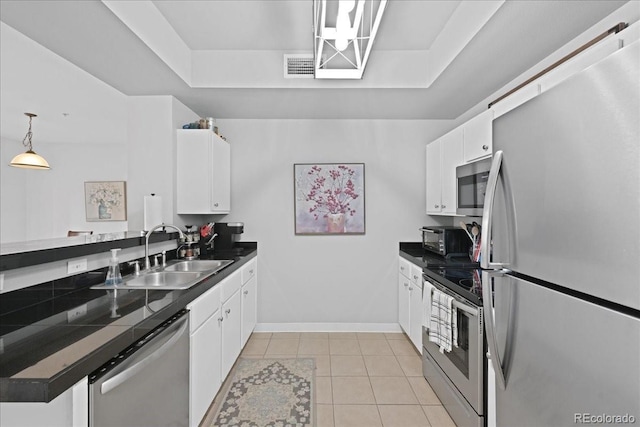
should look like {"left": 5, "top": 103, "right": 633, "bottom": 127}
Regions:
{"left": 0, "top": 23, "right": 128, "bottom": 242}
{"left": 0, "top": 23, "right": 201, "bottom": 244}
{"left": 217, "top": 119, "right": 451, "bottom": 330}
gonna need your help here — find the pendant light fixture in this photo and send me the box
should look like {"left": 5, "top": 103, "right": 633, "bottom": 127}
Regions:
{"left": 9, "top": 113, "right": 50, "bottom": 170}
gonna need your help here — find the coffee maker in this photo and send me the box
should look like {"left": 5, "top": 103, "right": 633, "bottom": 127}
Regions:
{"left": 213, "top": 222, "right": 244, "bottom": 254}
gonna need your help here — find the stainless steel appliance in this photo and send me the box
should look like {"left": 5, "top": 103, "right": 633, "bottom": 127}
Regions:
{"left": 89, "top": 310, "right": 190, "bottom": 427}
{"left": 423, "top": 264, "right": 485, "bottom": 427}
{"left": 482, "top": 42, "right": 640, "bottom": 426}
{"left": 456, "top": 157, "right": 491, "bottom": 216}
{"left": 421, "top": 226, "right": 471, "bottom": 256}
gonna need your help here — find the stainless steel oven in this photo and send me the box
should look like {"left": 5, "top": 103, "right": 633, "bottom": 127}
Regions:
{"left": 423, "top": 276, "right": 485, "bottom": 427}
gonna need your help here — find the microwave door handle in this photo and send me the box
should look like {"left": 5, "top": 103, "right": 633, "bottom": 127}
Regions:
{"left": 482, "top": 270, "right": 507, "bottom": 390}
{"left": 481, "top": 150, "right": 508, "bottom": 269}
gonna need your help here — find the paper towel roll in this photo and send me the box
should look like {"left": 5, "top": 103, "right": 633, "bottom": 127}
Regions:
{"left": 144, "top": 195, "right": 163, "bottom": 231}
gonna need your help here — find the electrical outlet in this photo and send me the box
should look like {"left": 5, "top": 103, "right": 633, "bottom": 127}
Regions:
{"left": 67, "top": 304, "right": 87, "bottom": 322}
{"left": 67, "top": 259, "right": 87, "bottom": 275}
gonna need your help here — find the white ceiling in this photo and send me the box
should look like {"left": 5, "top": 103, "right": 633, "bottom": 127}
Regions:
{"left": 0, "top": 0, "right": 630, "bottom": 120}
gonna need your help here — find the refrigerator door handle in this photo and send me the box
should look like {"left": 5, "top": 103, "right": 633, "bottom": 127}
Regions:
{"left": 482, "top": 270, "right": 507, "bottom": 390}
{"left": 481, "top": 150, "right": 508, "bottom": 269}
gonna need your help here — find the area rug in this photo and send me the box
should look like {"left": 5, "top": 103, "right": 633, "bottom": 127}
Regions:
{"left": 211, "top": 358, "right": 315, "bottom": 427}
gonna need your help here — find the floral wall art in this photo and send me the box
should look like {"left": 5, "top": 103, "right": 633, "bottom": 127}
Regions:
{"left": 294, "top": 163, "right": 365, "bottom": 235}
{"left": 84, "top": 181, "right": 127, "bottom": 221}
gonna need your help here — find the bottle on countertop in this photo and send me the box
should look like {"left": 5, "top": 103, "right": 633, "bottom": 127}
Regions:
{"left": 105, "top": 248, "right": 123, "bottom": 286}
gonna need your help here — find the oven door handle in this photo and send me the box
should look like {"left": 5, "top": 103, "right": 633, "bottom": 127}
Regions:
{"left": 426, "top": 281, "right": 478, "bottom": 317}
{"left": 482, "top": 270, "right": 507, "bottom": 390}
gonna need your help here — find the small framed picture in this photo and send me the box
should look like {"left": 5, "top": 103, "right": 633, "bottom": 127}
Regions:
{"left": 294, "top": 163, "right": 365, "bottom": 235}
{"left": 85, "top": 181, "right": 127, "bottom": 221}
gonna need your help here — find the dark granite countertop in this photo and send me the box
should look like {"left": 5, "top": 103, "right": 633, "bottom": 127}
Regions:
{"left": 0, "top": 244, "right": 257, "bottom": 402}
{"left": 399, "top": 242, "right": 430, "bottom": 268}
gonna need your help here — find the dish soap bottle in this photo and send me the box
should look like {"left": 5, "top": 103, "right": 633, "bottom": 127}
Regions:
{"left": 105, "top": 248, "right": 123, "bottom": 286}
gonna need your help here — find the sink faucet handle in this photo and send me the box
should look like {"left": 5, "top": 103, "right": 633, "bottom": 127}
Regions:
{"left": 161, "top": 250, "right": 167, "bottom": 266}
{"left": 153, "top": 254, "right": 162, "bottom": 267}
{"left": 128, "top": 260, "right": 141, "bottom": 276}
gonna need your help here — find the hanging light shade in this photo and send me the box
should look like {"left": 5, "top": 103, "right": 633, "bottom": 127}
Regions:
{"left": 10, "top": 113, "right": 51, "bottom": 170}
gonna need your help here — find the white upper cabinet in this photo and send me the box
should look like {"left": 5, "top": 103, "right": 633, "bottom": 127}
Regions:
{"left": 463, "top": 109, "right": 494, "bottom": 163}
{"left": 426, "top": 127, "right": 463, "bottom": 216}
{"left": 426, "top": 141, "right": 442, "bottom": 214}
{"left": 176, "top": 129, "right": 231, "bottom": 214}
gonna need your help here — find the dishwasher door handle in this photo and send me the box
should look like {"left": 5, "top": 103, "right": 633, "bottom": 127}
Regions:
{"left": 101, "top": 316, "right": 188, "bottom": 395}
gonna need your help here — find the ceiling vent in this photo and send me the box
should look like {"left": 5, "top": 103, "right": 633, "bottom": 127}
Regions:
{"left": 284, "top": 54, "right": 315, "bottom": 78}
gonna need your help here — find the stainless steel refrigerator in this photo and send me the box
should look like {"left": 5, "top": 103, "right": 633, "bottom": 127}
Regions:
{"left": 481, "top": 41, "right": 640, "bottom": 426}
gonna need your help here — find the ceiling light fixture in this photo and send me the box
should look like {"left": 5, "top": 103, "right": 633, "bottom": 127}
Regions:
{"left": 313, "top": 0, "right": 387, "bottom": 79}
{"left": 9, "top": 113, "right": 51, "bottom": 170}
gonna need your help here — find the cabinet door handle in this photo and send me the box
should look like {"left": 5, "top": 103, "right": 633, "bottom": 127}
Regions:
{"left": 441, "top": 204, "right": 446, "bottom": 209}
{"left": 482, "top": 145, "right": 489, "bottom": 150}
{"left": 404, "top": 283, "right": 409, "bottom": 287}
{"left": 434, "top": 204, "right": 440, "bottom": 209}
{"left": 225, "top": 308, "right": 231, "bottom": 315}
{"left": 409, "top": 287, "right": 414, "bottom": 291}
{"left": 243, "top": 290, "right": 249, "bottom": 295}
{"left": 214, "top": 202, "right": 219, "bottom": 207}
{"left": 413, "top": 275, "right": 419, "bottom": 280}
{"left": 249, "top": 269, "right": 254, "bottom": 275}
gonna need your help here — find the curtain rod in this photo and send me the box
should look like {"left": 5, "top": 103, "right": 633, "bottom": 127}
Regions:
{"left": 488, "top": 22, "right": 628, "bottom": 109}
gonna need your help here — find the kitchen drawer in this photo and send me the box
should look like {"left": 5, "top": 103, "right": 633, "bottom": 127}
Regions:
{"left": 399, "top": 257, "right": 412, "bottom": 279}
{"left": 188, "top": 285, "right": 221, "bottom": 334}
{"left": 241, "top": 259, "right": 257, "bottom": 284}
{"left": 220, "top": 270, "right": 242, "bottom": 302}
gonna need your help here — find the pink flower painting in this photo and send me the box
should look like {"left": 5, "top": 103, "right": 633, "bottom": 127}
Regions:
{"left": 294, "top": 163, "right": 365, "bottom": 234}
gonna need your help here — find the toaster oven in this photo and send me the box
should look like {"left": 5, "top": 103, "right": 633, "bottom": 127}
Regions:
{"left": 421, "top": 226, "right": 471, "bottom": 256}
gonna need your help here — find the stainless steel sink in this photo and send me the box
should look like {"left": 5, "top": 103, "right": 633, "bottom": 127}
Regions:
{"left": 124, "top": 271, "right": 204, "bottom": 290}
{"left": 163, "top": 259, "right": 234, "bottom": 272}
{"left": 91, "top": 259, "right": 234, "bottom": 291}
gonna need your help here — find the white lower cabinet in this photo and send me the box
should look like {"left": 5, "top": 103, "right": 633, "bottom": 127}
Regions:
{"left": 241, "top": 274, "right": 258, "bottom": 346}
{"left": 398, "top": 272, "right": 411, "bottom": 334}
{"left": 398, "top": 256, "right": 424, "bottom": 353}
{"left": 188, "top": 283, "right": 223, "bottom": 427}
{"left": 0, "top": 378, "right": 88, "bottom": 427}
{"left": 408, "top": 278, "right": 423, "bottom": 355}
{"left": 221, "top": 288, "right": 242, "bottom": 378}
{"left": 188, "top": 256, "right": 258, "bottom": 427}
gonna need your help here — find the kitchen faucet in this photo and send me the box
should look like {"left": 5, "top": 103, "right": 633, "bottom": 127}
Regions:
{"left": 205, "top": 233, "right": 218, "bottom": 251}
{"left": 145, "top": 224, "right": 185, "bottom": 270}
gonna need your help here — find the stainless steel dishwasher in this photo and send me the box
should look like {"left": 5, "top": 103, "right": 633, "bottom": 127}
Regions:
{"left": 89, "top": 309, "right": 190, "bottom": 427}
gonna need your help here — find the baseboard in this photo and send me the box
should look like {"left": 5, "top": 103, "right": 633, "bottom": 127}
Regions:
{"left": 254, "top": 323, "right": 403, "bottom": 333}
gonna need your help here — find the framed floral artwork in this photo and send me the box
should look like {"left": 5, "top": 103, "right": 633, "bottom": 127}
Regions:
{"left": 84, "top": 181, "right": 127, "bottom": 221}
{"left": 294, "top": 163, "right": 365, "bottom": 235}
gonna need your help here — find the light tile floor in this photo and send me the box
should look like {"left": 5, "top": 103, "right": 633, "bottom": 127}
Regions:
{"left": 202, "top": 332, "right": 457, "bottom": 427}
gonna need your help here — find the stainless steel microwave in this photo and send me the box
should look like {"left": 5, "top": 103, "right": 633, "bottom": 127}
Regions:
{"left": 456, "top": 158, "right": 492, "bottom": 216}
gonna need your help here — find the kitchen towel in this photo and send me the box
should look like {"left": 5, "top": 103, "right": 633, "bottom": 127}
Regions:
{"left": 143, "top": 194, "right": 163, "bottom": 231}
{"left": 429, "top": 288, "right": 458, "bottom": 353}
